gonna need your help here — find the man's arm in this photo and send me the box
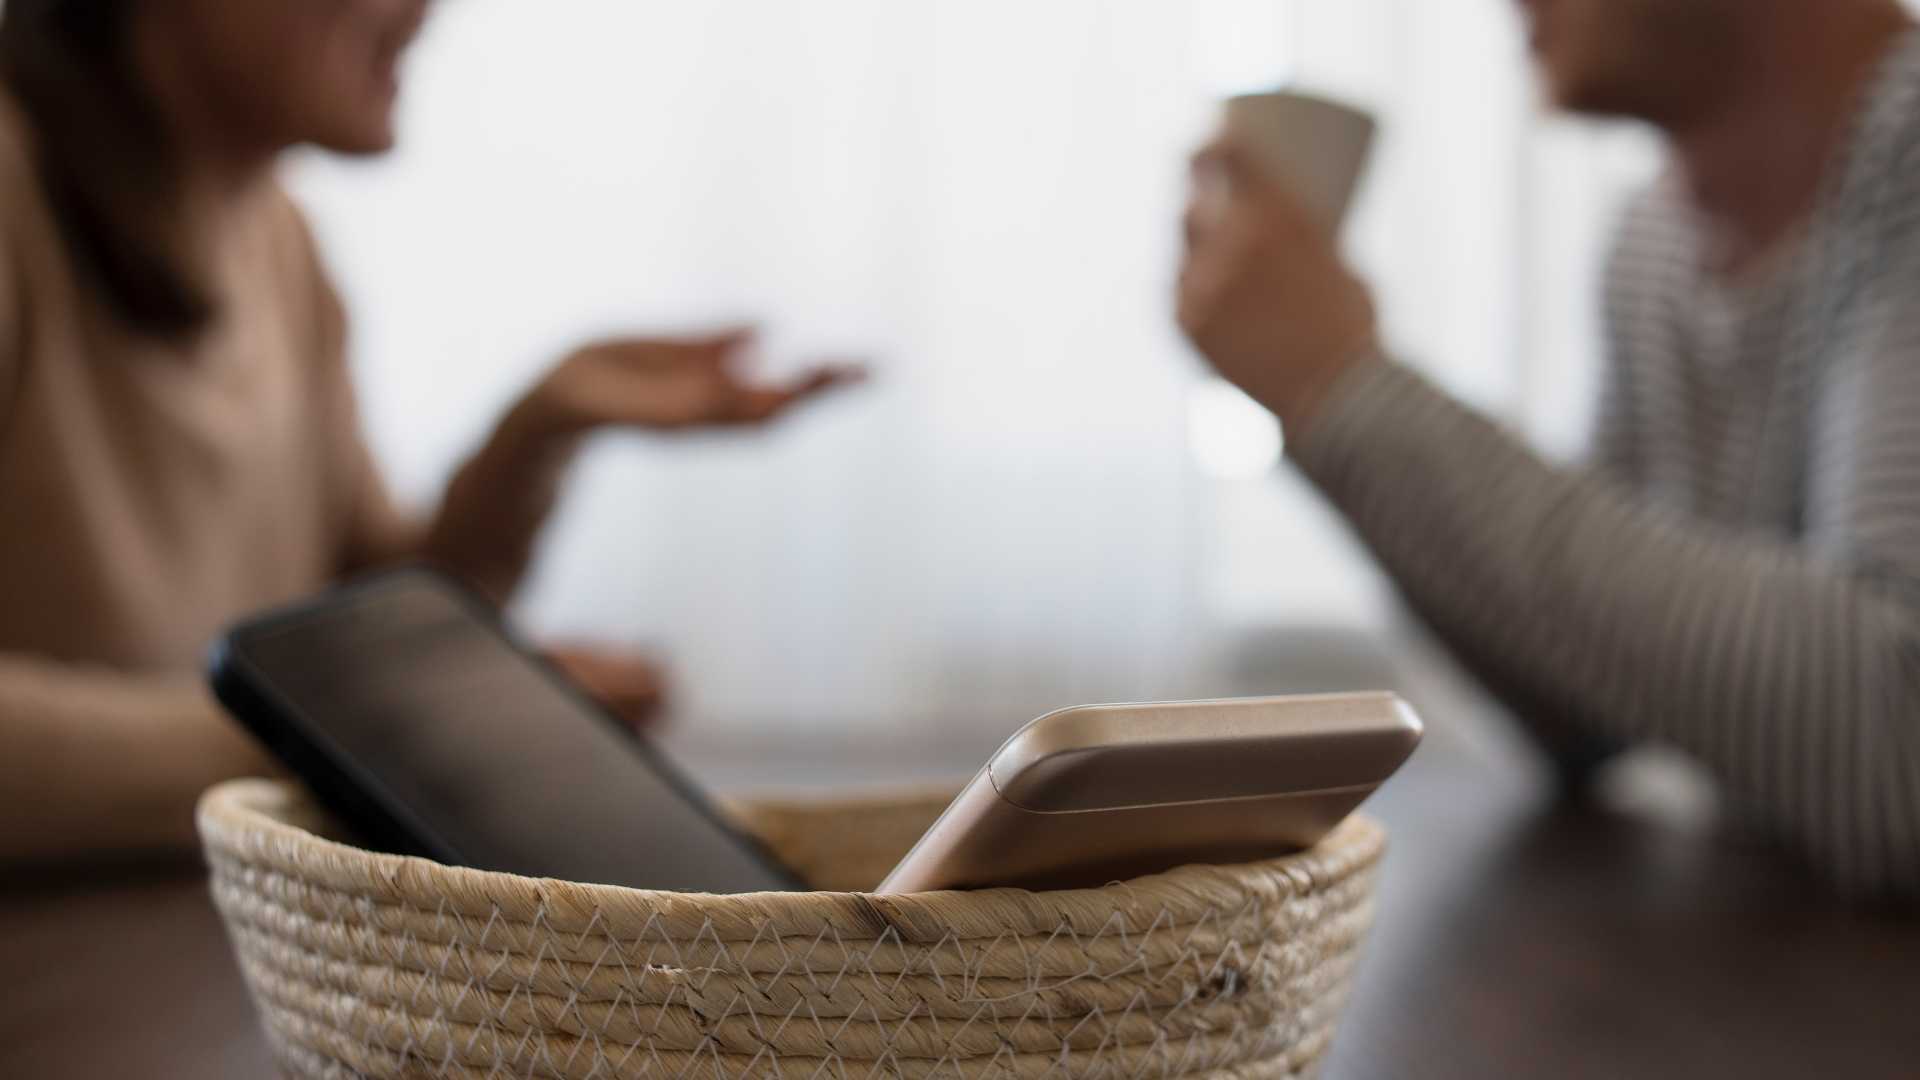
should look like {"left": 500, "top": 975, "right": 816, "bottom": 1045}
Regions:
{"left": 0, "top": 655, "right": 273, "bottom": 862}
{"left": 1437, "top": 236, "right": 1648, "bottom": 784}
{"left": 1291, "top": 348, "right": 1920, "bottom": 895}
{"left": 1176, "top": 110, "right": 1920, "bottom": 896}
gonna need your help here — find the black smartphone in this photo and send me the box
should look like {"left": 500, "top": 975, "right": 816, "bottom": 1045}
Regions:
{"left": 208, "top": 568, "right": 802, "bottom": 894}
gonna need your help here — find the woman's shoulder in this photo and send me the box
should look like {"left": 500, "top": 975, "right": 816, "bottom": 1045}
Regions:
{"left": 253, "top": 183, "right": 349, "bottom": 361}
{"left": 258, "top": 183, "right": 326, "bottom": 269}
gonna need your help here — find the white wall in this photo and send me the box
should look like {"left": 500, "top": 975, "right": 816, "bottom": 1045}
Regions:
{"left": 291, "top": 0, "right": 1660, "bottom": 733}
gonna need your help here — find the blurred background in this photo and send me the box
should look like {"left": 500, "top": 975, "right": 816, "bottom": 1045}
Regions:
{"left": 290, "top": 0, "right": 1660, "bottom": 773}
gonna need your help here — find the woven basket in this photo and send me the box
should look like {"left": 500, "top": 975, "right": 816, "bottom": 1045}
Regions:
{"left": 198, "top": 778, "right": 1385, "bottom": 1079}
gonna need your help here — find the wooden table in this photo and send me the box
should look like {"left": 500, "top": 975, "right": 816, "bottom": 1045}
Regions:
{"left": 3, "top": 736, "right": 1916, "bottom": 1079}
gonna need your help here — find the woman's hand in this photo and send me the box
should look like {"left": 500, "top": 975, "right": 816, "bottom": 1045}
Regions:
{"left": 424, "top": 328, "right": 862, "bottom": 602}
{"left": 544, "top": 644, "right": 669, "bottom": 731}
{"left": 1177, "top": 138, "right": 1380, "bottom": 436}
{"left": 503, "top": 328, "right": 864, "bottom": 449}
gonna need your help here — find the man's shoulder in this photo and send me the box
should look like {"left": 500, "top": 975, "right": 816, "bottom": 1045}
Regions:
{"left": 1613, "top": 175, "right": 1690, "bottom": 254}
{"left": 1601, "top": 176, "right": 1693, "bottom": 311}
{"left": 1825, "top": 31, "right": 1920, "bottom": 243}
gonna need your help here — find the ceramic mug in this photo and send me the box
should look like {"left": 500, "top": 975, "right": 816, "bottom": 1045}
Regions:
{"left": 1215, "top": 90, "right": 1376, "bottom": 227}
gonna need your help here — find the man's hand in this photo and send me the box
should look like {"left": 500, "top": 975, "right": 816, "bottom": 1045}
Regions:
{"left": 506, "top": 329, "right": 863, "bottom": 446}
{"left": 544, "top": 645, "right": 669, "bottom": 731}
{"left": 1177, "top": 138, "right": 1380, "bottom": 436}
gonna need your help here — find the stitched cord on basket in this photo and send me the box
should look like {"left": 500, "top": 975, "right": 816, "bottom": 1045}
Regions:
{"left": 197, "top": 778, "right": 1383, "bottom": 1079}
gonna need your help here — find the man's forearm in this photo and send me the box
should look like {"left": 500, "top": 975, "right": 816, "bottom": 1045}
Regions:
{"left": 1291, "top": 361, "right": 1920, "bottom": 894}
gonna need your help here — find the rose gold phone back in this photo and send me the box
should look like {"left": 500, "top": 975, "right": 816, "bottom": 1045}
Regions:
{"left": 875, "top": 693, "right": 1421, "bottom": 893}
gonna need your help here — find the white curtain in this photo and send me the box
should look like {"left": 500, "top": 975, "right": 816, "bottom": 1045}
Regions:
{"left": 292, "top": 0, "right": 1660, "bottom": 736}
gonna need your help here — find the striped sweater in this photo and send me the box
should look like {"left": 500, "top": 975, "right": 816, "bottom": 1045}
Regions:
{"left": 1293, "top": 35, "right": 1920, "bottom": 898}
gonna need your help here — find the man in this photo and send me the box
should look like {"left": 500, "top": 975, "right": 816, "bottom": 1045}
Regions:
{"left": 1179, "top": 0, "right": 1920, "bottom": 898}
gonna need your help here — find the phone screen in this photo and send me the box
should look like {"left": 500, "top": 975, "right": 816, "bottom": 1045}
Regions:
{"left": 218, "top": 572, "right": 798, "bottom": 894}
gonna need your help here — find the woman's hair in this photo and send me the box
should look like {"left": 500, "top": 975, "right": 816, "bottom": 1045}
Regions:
{"left": 0, "top": 0, "right": 214, "bottom": 338}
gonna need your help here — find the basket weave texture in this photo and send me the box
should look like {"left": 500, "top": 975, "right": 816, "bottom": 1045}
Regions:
{"left": 198, "top": 779, "right": 1385, "bottom": 1079}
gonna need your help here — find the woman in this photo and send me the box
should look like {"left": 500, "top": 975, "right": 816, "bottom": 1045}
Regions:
{"left": 0, "top": 0, "right": 854, "bottom": 862}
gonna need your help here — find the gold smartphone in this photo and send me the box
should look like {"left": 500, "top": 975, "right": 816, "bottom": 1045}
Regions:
{"left": 875, "top": 692, "right": 1422, "bottom": 894}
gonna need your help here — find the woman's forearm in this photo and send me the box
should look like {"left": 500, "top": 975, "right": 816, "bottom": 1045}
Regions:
{"left": 419, "top": 403, "right": 583, "bottom": 603}
{"left": 333, "top": 398, "right": 578, "bottom": 603}
{"left": 0, "top": 655, "right": 274, "bottom": 863}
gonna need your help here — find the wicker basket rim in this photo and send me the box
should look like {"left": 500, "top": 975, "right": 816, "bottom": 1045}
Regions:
{"left": 197, "top": 778, "right": 1386, "bottom": 938}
